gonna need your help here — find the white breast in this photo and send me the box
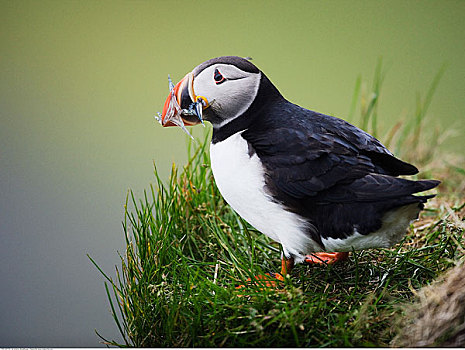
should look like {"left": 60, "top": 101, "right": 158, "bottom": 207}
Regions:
{"left": 210, "top": 131, "right": 320, "bottom": 262}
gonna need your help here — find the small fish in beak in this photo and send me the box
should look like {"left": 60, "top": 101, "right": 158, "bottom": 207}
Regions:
{"left": 184, "top": 99, "right": 206, "bottom": 126}
{"left": 154, "top": 74, "right": 207, "bottom": 139}
{"left": 154, "top": 75, "right": 194, "bottom": 139}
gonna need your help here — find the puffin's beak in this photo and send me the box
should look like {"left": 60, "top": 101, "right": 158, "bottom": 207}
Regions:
{"left": 160, "top": 72, "right": 205, "bottom": 127}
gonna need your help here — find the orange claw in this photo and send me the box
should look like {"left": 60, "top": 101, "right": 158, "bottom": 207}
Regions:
{"left": 235, "top": 274, "right": 280, "bottom": 290}
{"left": 235, "top": 257, "right": 295, "bottom": 295}
{"left": 305, "top": 252, "right": 349, "bottom": 265}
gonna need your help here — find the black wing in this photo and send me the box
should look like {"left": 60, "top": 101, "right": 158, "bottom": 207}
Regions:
{"left": 311, "top": 111, "right": 418, "bottom": 176}
{"left": 244, "top": 125, "right": 376, "bottom": 199}
{"left": 243, "top": 102, "right": 420, "bottom": 200}
{"left": 242, "top": 103, "right": 438, "bottom": 241}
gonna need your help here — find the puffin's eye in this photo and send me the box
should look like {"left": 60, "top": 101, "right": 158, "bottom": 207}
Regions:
{"left": 214, "top": 68, "right": 226, "bottom": 84}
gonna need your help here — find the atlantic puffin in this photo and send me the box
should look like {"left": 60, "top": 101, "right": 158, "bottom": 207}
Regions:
{"left": 157, "top": 56, "right": 440, "bottom": 281}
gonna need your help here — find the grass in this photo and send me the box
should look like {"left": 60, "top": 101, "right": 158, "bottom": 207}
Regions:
{"left": 90, "top": 67, "right": 465, "bottom": 347}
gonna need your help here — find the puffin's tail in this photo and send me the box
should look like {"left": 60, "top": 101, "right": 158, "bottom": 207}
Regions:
{"left": 413, "top": 179, "right": 441, "bottom": 193}
{"left": 412, "top": 179, "right": 440, "bottom": 209}
{"left": 324, "top": 175, "right": 440, "bottom": 205}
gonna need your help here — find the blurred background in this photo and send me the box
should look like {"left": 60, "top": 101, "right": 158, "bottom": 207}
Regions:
{"left": 1, "top": 0, "right": 464, "bottom": 346}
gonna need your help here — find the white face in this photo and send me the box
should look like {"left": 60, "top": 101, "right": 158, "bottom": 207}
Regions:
{"left": 192, "top": 64, "right": 261, "bottom": 127}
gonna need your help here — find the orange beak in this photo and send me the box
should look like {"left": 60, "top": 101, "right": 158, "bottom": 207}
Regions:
{"left": 157, "top": 72, "right": 208, "bottom": 137}
{"left": 160, "top": 74, "right": 189, "bottom": 127}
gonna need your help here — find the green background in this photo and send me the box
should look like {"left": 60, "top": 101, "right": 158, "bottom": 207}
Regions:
{"left": 1, "top": 0, "right": 463, "bottom": 346}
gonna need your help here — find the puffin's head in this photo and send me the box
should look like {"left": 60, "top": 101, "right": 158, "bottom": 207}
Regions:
{"left": 160, "top": 56, "right": 263, "bottom": 128}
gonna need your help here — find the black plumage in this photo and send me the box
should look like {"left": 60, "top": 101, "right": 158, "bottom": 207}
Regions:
{"left": 234, "top": 85, "right": 439, "bottom": 246}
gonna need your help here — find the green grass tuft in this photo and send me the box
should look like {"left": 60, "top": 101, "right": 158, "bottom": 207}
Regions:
{"left": 90, "top": 69, "right": 464, "bottom": 347}
{"left": 90, "top": 136, "right": 464, "bottom": 347}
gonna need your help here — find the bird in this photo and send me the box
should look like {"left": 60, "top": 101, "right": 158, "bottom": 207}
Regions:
{"left": 158, "top": 56, "right": 440, "bottom": 284}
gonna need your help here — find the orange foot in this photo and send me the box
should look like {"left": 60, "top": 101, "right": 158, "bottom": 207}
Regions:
{"left": 235, "top": 273, "right": 283, "bottom": 290}
{"left": 236, "top": 257, "right": 294, "bottom": 293}
{"left": 305, "top": 252, "right": 349, "bottom": 265}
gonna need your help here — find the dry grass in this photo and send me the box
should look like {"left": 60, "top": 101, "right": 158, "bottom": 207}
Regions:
{"left": 391, "top": 259, "right": 465, "bottom": 347}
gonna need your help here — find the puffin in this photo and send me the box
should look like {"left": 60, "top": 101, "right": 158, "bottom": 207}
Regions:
{"left": 157, "top": 56, "right": 440, "bottom": 282}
